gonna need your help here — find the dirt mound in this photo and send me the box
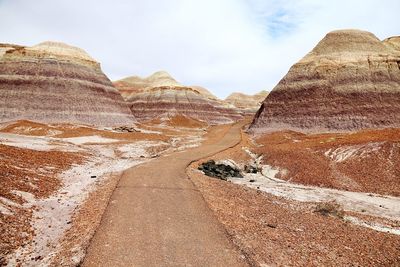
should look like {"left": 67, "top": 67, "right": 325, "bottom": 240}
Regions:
{"left": 0, "top": 120, "right": 63, "bottom": 136}
{"left": 166, "top": 114, "right": 208, "bottom": 128}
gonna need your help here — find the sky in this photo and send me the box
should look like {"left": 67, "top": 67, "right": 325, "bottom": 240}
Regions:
{"left": 0, "top": 0, "right": 399, "bottom": 98}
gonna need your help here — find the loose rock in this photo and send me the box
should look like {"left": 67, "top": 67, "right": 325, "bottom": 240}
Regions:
{"left": 198, "top": 160, "right": 243, "bottom": 180}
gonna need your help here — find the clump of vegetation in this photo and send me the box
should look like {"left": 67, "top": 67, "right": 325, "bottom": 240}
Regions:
{"left": 314, "top": 201, "right": 344, "bottom": 219}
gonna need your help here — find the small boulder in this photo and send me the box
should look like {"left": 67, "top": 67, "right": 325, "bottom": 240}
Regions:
{"left": 113, "top": 126, "right": 138, "bottom": 132}
{"left": 198, "top": 160, "right": 243, "bottom": 180}
{"left": 244, "top": 164, "right": 259, "bottom": 174}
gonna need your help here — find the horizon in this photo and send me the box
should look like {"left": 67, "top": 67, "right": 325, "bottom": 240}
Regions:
{"left": 0, "top": 0, "right": 399, "bottom": 98}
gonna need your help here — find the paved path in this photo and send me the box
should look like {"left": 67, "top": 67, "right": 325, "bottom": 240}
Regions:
{"left": 83, "top": 121, "right": 249, "bottom": 267}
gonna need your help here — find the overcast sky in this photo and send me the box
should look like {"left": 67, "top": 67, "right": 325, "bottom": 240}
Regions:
{"left": 0, "top": 0, "right": 399, "bottom": 98}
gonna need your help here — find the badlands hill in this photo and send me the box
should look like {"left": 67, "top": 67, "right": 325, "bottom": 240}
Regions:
{"left": 225, "top": 90, "right": 268, "bottom": 113}
{"left": 114, "top": 71, "right": 242, "bottom": 124}
{"left": 190, "top": 85, "right": 219, "bottom": 100}
{"left": 250, "top": 29, "right": 400, "bottom": 133}
{"left": 114, "top": 71, "right": 180, "bottom": 99}
{"left": 383, "top": 36, "right": 400, "bottom": 51}
{"left": 0, "top": 42, "right": 134, "bottom": 126}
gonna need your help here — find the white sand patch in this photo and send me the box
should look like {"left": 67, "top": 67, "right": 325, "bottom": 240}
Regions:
{"left": 345, "top": 216, "right": 400, "bottom": 235}
{"left": 0, "top": 203, "right": 13, "bottom": 215}
{"left": 0, "top": 196, "right": 22, "bottom": 208}
{"left": 227, "top": 163, "right": 400, "bottom": 234}
{"left": 261, "top": 165, "right": 286, "bottom": 182}
{"left": 3, "top": 125, "right": 205, "bottom": 265}
{"left": 135, "top": 128, "right": 162, "bottom": 134}
{"left": 11, "top": 191, "right": 36, "bottom": 207}
{"left": 5, "top": 139, "right": 171, "bottom": 266}
{"left": 6, "top": 160, "right": 143, "bottom": 266}
{"left": 242, "top": 146, "right": 264, "bottom": 166}
{"left": 10, "top": 126, "right": 63, "bottom": 137}
{"left": 0, "top": 133, "right": 82, "bottom": 152}
{"left": 0, "top": 133, "right": 58, "bottom": 151}
{"left": 176, "top": 143, "right": 200, "bottom": 151}
{"left": 117, "top": 141, "right": 168, "bottom": 158}
{"left": 0, "top": 196, "right": 22, "bottom": 216}
{"left": 61, "top": 135, "right": 119, "bottom": 145}
{"left": 217, "top": 159, "right": 241, "bottom": 169}
{"left": 170, "top": 135, "right": 203, "bottom": 152}
{"left": 242, "top": 146, "right": 258, "bottom": 159}
{"left": 325, "top": 142, "right": 384, "bottom": 162}
{"left": 230, "top": 173, "right": 400, "bottom": 221}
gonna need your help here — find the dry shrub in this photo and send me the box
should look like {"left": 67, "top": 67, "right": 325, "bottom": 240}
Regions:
{"left": 314, "top": 201, "right": 344, "bottom": 219}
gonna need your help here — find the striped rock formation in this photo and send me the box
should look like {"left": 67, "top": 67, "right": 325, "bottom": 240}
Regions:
{"left": 114, "top": 71, "right": 180, "bottom": 99}
{"left": 250, "top": 29, "right": 400, "bottom": 133}
{"left": 191, "top": 85, "right": 219, "bottom": 100}
{"left": 225, "top": 90, "right": 269, "bottom": 113}
{"left": 114, "top": 71, "right": 242, "bottom": 124}
{"left": 0, "top": 41, "right": 134, "bottom": 126}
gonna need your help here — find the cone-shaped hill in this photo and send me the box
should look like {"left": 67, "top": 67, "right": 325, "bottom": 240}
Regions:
{"left": 250, "top": 29, "right": 400, "bottom": 133}
{"left": 0, "top": 41, "right": 135, "bottom": 126}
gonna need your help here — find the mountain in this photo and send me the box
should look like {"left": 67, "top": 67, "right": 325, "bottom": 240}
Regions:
{"left": 114, "top": 71, "right": 180, "bottom": 99}
{"left": 0, "top": 41, "right": 134, "bottom": 126}
{"left": 114, "top": 71, "right": 242, "bottom": 124}
{"left": 225, "top": 90, "right": 269, "bottom": 113}
{"left": 250, "top": 29, "right": 400, "bottom": 133}
{"left": 191, "top": 86, "right": 219, "bottom": 100}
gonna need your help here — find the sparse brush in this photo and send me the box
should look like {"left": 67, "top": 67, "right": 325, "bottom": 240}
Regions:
{"left": 314, "top": 201, "right": 344, "bottom": 219}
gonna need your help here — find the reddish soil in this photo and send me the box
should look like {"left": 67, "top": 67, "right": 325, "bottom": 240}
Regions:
{"left": 253, "top": 128, "right": 400, "bottom": 196}
{"left": 50, "top": 173, "right": 121, "bottom": 266}
{"left": 0, "top": 120, "right": 168, "bottom": 141}
{"left": 188, "top": 125, "right": 400, "bottom": 266}
{"left": 166, "top": 114, "right": 208, "bottom": 128}
{"left": 0, "top": 120, "right": 59, "bottom": 136}
{"left": 0, "top": 144, "right": 83, "bottom": 264}
{"left": 0, "top": 119, "right": 203, "bottom": 265}
{"left": 0, "top": 144, "right": 83, "bottom": 203}
{"left": 189, "top": 170, "right": 400, "bottom": 266}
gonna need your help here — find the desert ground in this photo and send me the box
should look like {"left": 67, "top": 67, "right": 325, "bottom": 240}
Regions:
{"left": 1, "top": 118, "right": 399, "bottom": 266}
{"left": 189, "top": 123, "right": 400, "bottom": 266}
{"left": 1, "top": 22, "right": 399, "bottom": 267}
{"left": 0, "top": 116, "right": 207, "bottom": 266}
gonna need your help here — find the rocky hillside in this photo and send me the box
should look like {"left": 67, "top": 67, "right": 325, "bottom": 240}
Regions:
{"left": 250, "top": 29, "right": 400, "bottom": 133}
{"left": 0, "top": 42, "right": 135, "bottom": 126}
{"left": 225, "top": 90, "right": 268, "bottom": 113}
{"left": 191, "top": 86, "right": 219, "bottom": 100}
{"left": 114, "top": 71, "right": 180, "bottom": 99}
{"left": 114, "top": 71, "right": 242, "bottom": 124}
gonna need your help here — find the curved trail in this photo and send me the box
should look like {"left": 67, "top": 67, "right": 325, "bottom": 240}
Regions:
{"left": 83, "top": 121, "right": 249, "bottom": 267}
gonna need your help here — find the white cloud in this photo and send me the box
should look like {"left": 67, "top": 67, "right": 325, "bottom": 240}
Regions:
{"left": 0, "top": 0, "right": 399, "bottom": 98}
